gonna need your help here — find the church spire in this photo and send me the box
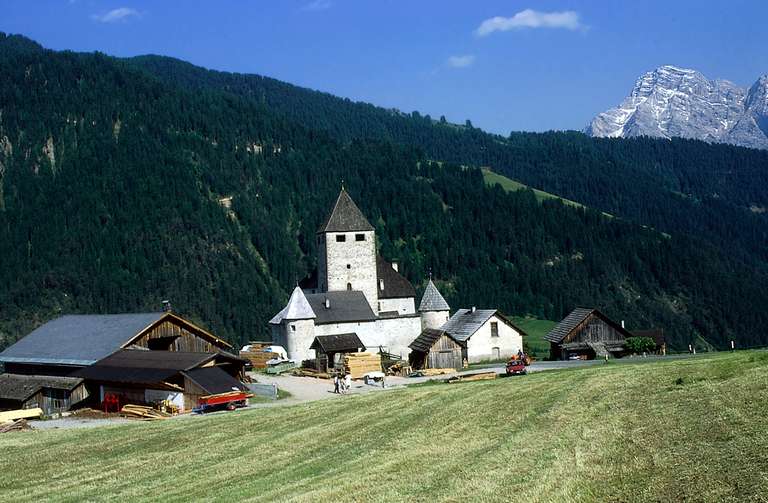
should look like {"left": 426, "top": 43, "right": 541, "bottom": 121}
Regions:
{"left": 318, "top": 188, "right": 374, "bottom": 234}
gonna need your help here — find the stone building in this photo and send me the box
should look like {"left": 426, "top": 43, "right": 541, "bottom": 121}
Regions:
{"left": 270, "top": 188, "right": 523, "bottom": 365}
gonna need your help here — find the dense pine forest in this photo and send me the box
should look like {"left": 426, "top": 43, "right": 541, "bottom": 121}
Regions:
{"left": 1, "top": 33, "right": 767, "bottom": 352}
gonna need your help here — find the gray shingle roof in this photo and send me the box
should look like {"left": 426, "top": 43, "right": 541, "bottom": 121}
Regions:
{"left": 318, "top": 188, "right": 374, "bottom": 233}
{"left": 0, "top": 374, "right": 84, "bottom": 402}
{"left": 409, "top": 328, "right": 464, "bottom": 353}
{"left": 0, "top": 313, "right": 166, "bottom": 366}
{"left": 310, "top": 333, "right": 366, "bottom": 353}
{"left": 305, "top": 291, "right": 377, "bottom": 324}
{"left": 377, "top": 257, "right": 416, "bottom": 299}
{"left": 182, "top": 367, "right": 247, "bottom": 395}
{"left": 440, "top": 309, "right": 498, "bottom": 342}
{"left": 418, "top": 279, "right": 450, "bottom": 312}
{"left": 544, "top": 308, "right": 596, "bottom": 343}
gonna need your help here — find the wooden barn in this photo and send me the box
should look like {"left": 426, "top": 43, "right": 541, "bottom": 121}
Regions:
{"left": 310, "top": 333, "right": 366, "bottom": 372}
{"left": 408, "top": 328, "right": 465, "bottom": 371}
{"left": 0, "top": 311, "right": 232, "bottom": 377}
{"left": 74, "top": 349, "right": 248, "bottom": 413}
{"left": 545, "top": 308, "right": 633, "bottom": 360}
{"left": 0, "top": 374, "right": 89, "bottom": 415}
{"left": 0, "top": 311, "right": 233, "bottom": 412}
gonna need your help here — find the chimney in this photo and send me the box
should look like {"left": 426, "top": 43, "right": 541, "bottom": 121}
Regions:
{"left": 379, "top": 279, "right": 384, "bottom": 291}
{"left": 471, "top": 306, "right": 476, "bottom": 314}
{"left": 621, "top": 320, "right": 625, "bottom": 329}
{"left": 391, "top": 261, "right": 399, "bottom": 272}
{"left": 162, "top": 300, "right": 172, "bottom": 312}
{"left": 324, "top": 298, "right": 330, "bottom": 309}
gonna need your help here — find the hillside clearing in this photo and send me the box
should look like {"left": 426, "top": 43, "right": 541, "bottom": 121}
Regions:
{"left": 512, "top": 316, "right": 557, "bottom": 358}
{"left": 1, "top": 352, "right": 767, "bottom": 502}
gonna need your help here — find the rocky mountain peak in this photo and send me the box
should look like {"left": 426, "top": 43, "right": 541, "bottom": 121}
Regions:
{"left": 586, "top": 67, "right": 768, "bottom": 150}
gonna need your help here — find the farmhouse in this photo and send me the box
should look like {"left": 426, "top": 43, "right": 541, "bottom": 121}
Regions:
{"left": 545, "top": 308, "right": 633, "bottom": 360}
{"left": 439, "top": 308, "right": 526, "bottom": 363}
{"left": 269, "top": 188, "right": 521, "bottom": 365}
{"left": 73, "top": 349, "right": 248, "bottom": 413}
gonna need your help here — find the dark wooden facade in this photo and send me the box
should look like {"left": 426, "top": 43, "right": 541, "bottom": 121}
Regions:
{"left": 128, "top": 315, "right": 230, "bottom": 353}
{"left": 548, "top": 309, "right": 631, "bottom": 360}
{"left": 409, "top": 330, "right": 465, "bottom": 371}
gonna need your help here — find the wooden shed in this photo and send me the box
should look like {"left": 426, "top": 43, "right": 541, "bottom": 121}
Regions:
{"left": 0, "top": 374, "right": 89, "bottom": 416}
{"left": 408, "top": 328, "right": 466, "bottom": 371}
{"left": 310, "top": 333, "right": 366, "bottom": 372}
{"left": 545, "top": 308, "right": 633, "bottom": 360}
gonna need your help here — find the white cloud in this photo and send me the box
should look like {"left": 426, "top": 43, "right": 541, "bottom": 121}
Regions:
{"left": 447, "top": 55, "right": 475, "bottom": 69}
{"left": 476, "top": 9, "right": 583, "bottom": 36}
{"left": 302, "top": 0, "right": 332, "bottom": 11}
{"left": 91, "top": 7, "right": 141, "bottom": 23}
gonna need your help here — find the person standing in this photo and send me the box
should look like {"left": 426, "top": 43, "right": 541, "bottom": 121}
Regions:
{"left": 344, "top": 373, "right": 352, "bottom": 394}
{"left": 333, "top": 373, "right": 340, "bottom": 394}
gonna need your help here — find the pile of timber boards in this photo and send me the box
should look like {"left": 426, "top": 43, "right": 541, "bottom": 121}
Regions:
{"left": 448, "top": 372, "right": 497, "bottom": 383}
{"left": 344, "top": 352, "right": 382, "bottom": 379}
{"left": 240, "top": 350, "right": 279, "bottom": 369}
{"left": 0, "top": 407, "right": 42, "bottom": 423}
{"left": 0, "top": 419, "right": 31, "bottom": 434}
{"left": 420, "top": 368, "right": 456, "bottom": 376}
{"left": 120, "top": 404, "right": 172, "bottom": 420}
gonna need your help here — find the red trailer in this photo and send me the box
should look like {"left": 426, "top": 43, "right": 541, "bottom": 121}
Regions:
{"left": 194, "top": 391, "right": 252, "bottom": 413}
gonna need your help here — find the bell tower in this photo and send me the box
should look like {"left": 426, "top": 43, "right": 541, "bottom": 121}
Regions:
{"left": 317, "top": 188, "right": 379, "bottom": 312}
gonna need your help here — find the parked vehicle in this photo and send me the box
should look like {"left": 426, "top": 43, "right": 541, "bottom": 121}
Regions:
{"left": 505, "top": 359, "right": 527, "bottom": 376}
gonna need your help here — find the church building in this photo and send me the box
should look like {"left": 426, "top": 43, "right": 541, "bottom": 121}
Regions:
{"left": 269, "top": 188, "right": 525, "bottom": 364}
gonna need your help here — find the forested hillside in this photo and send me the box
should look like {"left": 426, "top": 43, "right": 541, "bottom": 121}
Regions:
{"left": 1, "top": 33, "right": 767, "bottom": 352}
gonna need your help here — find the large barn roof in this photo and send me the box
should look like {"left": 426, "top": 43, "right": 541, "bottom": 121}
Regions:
{"left": 544, "top": 308, "right": 632, "bottom": 344}
{"left": 0, "top": 313, "right": 166, "bottom": 366}
{"left": 310, "top": 333, "right": 366, "bottom": 353}
{"left": 318, "top": 188, "right": 374, "bottom": 233}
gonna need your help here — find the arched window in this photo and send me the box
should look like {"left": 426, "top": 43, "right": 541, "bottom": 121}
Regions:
{"left": 347, "top": 283, "right": 352, "bottom": 291}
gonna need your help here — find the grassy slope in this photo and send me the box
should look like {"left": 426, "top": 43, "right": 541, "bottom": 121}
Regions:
{"left": 1, "top": 352, "right": 767, "bottom": 502}
{"left": 513, "top": 316, "right": 558, "bottom": 358}
{"left": 483, "top": 169, "right": 614, "bottom": 218}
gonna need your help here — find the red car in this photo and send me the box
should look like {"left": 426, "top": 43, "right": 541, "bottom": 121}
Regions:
{"left": 506, "top": 359, "right": 527, "bottom": 376}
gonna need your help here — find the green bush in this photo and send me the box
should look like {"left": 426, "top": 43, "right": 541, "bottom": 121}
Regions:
{"left": 626, "top": 336, "right": 656, "bottom": 354}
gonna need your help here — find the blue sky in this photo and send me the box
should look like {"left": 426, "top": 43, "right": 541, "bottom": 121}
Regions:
{"left": 2, "top": 1, "right": 766, "bottom": 134}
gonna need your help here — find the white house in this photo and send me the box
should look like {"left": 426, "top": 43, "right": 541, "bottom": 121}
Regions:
{"left": 439, "top": 308, "right": 525, "bottom": 363}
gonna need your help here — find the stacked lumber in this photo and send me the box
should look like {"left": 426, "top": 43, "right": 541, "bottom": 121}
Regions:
{"left": 120, "top": 404, "right": 172, "bottom": 420}
{"left": 0, "top": 408, "right": 42, "bottom": 423}
{"left": 344, "top": 352, "right": 382, "bottom": 379}
{"left": 240, "top": 350, "right": 279, "bottom": 369}
{"left": 448, "top": 372, "right": 497, "bottom": 383}
{"left": 292, "top": 368, "right": 330, "bottom": 379}
{"left": 0, "top": 419, "right": 31, "bottom": 434}
{"left": 420, "top": 368, "right": 456, "bottom": 376}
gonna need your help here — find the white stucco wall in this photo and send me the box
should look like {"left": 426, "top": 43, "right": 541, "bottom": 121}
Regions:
{"left": 379, "top": 297, "right": 416, "bottom": 315}
{"left": 322, "top": 230, "right": 379, "bottom": 312}
{"left": 466, "top": 315, "right": 523, "bottom": 363}
{"left": 421, "top": 310, "right": 450, "bottom": 331}
{"left": 314, "top": 314, "right": 421, "bottom": 359}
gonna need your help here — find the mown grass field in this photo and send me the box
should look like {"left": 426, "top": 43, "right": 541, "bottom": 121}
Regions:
{"left": 512, "top": 316, "right": 558, "bottom": 358}
{"left": 1, "top": 352, "right": 767, "bottom": 502}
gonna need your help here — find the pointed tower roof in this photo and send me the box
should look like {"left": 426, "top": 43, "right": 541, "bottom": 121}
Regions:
{"left": 419, "top": 279, "right": 450, "bottom": 312}
{"left": 318, "top": 188, "right": 374, "bottom": 233}
{"left": 269, "top": 286, "right": 317, "bottom": 324}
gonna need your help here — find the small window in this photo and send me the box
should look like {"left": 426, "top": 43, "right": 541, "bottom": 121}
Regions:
{"left": 355, "top": 234, "right": 365, "bottom": 241}
{"left": 491, "top": 322, "right": 499, "bottom": 338}
{"left": 291, "top": 325, "right": 296, "bottom": 332}
{"left": 336, "top": 234, "right": 346, "bottom": 242}
{"left": 347, "top": 283, "right": 352, "bottom": 290}
{"left": 347, "top": 264, "right": 351, "bottom": 269}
